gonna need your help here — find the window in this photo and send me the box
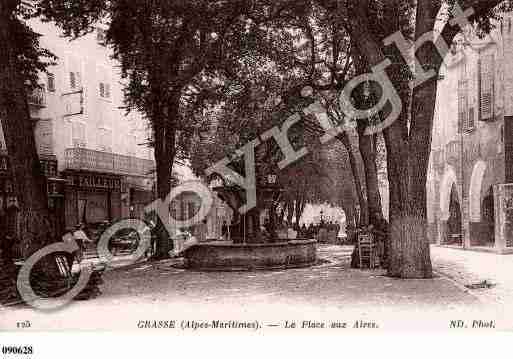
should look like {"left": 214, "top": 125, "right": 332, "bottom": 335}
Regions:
{"left": 99, "top": 82, "right": 111, "bottom": 99}
{"left": 69, "top": 71, "right": 81, "bottom": 90}
{"left": 69, "top": 72, "right": 75, "bottom": 89}
{"left": 467, "top": 107, "right": 475, "bottom": 131}
{"left": 478, "top": 54, "right": 495, "bottom": 121}
{"left": 47, "top": 73, "right": 56, "bottom": 92}
{"left": 72, "top": 121, "right": 86, "bottom": 147}
{"left": 457, "top": 60, "right": 478, "bottom": 133}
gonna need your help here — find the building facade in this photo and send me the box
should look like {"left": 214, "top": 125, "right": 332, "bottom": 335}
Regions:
{"left": 12, "top": 20, "right": 156, "bottom": 230}
{"left": 428, "top": 14, "right": 513, "bottom": 253}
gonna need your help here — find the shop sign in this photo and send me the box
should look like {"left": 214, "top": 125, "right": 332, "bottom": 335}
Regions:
{"left": 66, "top": 172, "right": 122, "bottom": 191}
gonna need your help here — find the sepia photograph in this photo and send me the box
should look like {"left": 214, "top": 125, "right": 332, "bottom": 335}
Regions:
{"left": 1, "top": 1, "right": 513, "bottom": 354}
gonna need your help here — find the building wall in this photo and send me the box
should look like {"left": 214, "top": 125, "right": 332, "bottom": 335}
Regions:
{"left": 20, "top": 19, "right": 157, "bottom": 229}
{"left": 27, "top": 19, "right": 153, "bottom": 169}
{"left": 428, "top": 14, "right": 513, "bottom": 250}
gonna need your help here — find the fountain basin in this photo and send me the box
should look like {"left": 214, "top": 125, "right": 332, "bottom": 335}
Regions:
{"left": 183, "top": 239, "right": 317, "bottom": 271}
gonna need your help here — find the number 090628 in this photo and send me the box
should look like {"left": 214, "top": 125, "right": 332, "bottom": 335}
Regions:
{"left": 1, "top": 346, "right": 33, "bottom": 355}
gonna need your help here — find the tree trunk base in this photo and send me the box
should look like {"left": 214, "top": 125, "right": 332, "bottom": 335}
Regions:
{"left": 387, "top": 215, "right": 433, "bottom": 279}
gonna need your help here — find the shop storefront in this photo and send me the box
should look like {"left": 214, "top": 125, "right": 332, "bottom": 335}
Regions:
{"left": 124, "top": 176, "right": 154, "bottom": 219}
{"left": 63, "top": 170, "right": 123, "bottom": 229}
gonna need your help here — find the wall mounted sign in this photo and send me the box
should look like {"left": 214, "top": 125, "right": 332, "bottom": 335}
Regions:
{"left": 65, "top": 172, "right": 122, "bottom": 191}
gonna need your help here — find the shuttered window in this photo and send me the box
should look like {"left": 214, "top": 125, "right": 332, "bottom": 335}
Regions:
{"left": 467, "top": 107, "right": 475, "bottom": 130}
{"left": 479, "top": 54, "right": 495, "bottom": 121}
{"left": 69, "top": 71, "right": 82, "bottom": 90}
{"left": 70, "top": 72, "right": 76, "bottom": 89}
{"left": 99, "top": 82, "right": 111, "bottom": 98}
{"left": 47, "top": 73, "right": 56, "bottom": 92}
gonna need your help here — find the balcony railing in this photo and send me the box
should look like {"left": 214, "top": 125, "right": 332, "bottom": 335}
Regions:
{"left": 65, "top": 147, "right": 155, "bottom": 177}
{"left": 27, "top": 87, "right": 46, "bottom": 107}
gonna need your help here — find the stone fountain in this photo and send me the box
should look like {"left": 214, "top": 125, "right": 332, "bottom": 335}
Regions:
{"left": 182, "top": 174, "right": 317, "bottom": 271}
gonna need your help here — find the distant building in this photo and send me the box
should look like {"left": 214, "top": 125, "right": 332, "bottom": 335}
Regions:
{"left": 428, "top": 14, "right": 513, "bottom": 253}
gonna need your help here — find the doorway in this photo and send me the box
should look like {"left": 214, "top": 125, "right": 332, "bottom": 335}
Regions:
{"left": 446, "top": 184, "right": 463, "bottom": 246}
{"left": 480, "top": 186, "right": 495, "bottom": 247}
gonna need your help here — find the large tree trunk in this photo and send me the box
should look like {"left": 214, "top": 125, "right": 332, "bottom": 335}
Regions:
{"left": 151, "top": 95, "right": 178, "bottom": 259}
{"left": 358, "top": 130, "right": 384, "bottom": 222}
{"left": 385, "top": 2, "right": 440, "bottom": 279}
{"left": 340, "top": 2, "right": 433, "bottom": 278}
{"left": 0, "top": 5, "right": 54, "bottom": 302}
{"left": 336, "top": 132, "right": 371, "bottom": 268}
{"left": 337, "top": 132, "right": 368, "bottom": 226}
{"left": 352, "top": 48, "right": 385, "bottom": 225}
{"left": 382, "top": 102, "right": 433, "bottom": 278}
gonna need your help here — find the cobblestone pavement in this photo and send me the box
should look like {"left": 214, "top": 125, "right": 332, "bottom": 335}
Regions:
{"left": 431, "top": 245, "right": 513, "bottom": 308}
{"left": 1, "top": 244, "right": 492, "bottom": 331}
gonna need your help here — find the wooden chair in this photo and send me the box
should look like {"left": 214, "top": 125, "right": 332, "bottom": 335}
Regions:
{"left": 358, "top": 233, "right": 377, "bottom": 269}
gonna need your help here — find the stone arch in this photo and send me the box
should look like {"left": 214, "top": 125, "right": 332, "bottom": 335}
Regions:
{"left": 469, "top": 160, "right": 487, "bottom": 222}
{"left": 440, "top": 166, "right": 458, "bottom": 221}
